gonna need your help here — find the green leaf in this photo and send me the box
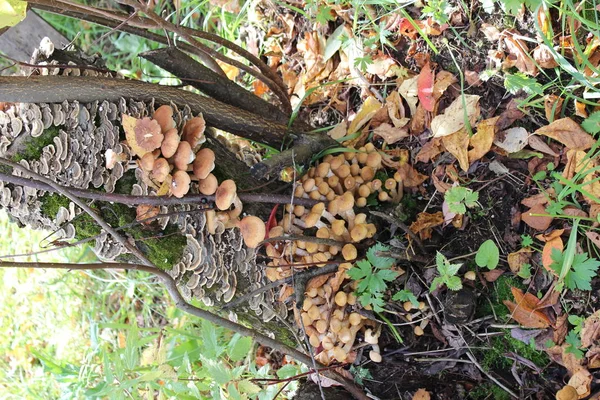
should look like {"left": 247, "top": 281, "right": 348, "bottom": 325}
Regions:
{"left": 376, "top": 268, "right": 399, "bottom": 283}
{"left": 201, "top": 321, "right": 224, "bottom": 360}
{"left": 202, "top": 358, "right": 232, "bottom": 386}
{"left": 237, "top": 379, "right": 262, "bottom": 394}
{"left": 565, "top": 253, "right": 600, "bottom": 291}
{"left": 565, "top": 331, "right": 584, "bottom": 359}
{"left": 445, "top": 276, "right": 463, "bottom": 291}
{"left": 0, "top": 0, "right": 27, "bottom": 29}
{"left": 582, "top": 111, "right": 600, "bottom": 135}
{"left": 367, "top": 243, "right": 394, "bottom": 269}
{"left": 392, "top": 289, "right": 419, "bottom": 307}
{"left": 316, "top": 5, "right": 334, "bottom": 25}
{"left": 521, "top": 234, "right": 533, "bottom": 247}
{"left": 227, "top": 335, "right": 252, "bottom": 362}
{"left": 324, "top": 24, "right": 347, "bottom": 62}
{"left": 429, "top": 276, "right": 444, "bottom": 292}
{"left": 347, "top": 259, "right": 371, "bottom": 281}
{"left": 475, "top": 240, "right": 500, "bottom": 270}
{"left": 504, "top": 73, "right": 544, "bottom": 96}
{"left": 276, "top": 364, "right": 300, "bottom": 380}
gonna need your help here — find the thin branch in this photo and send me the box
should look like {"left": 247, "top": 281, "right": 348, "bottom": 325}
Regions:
{"left": 0, "top": 260, "right": 369, "bottom": 400}
{"left": 0, "top": 157, "right": 152, "bottom": 265}
{"left": 0, "top": 170, "right": 320, "bottom": 207}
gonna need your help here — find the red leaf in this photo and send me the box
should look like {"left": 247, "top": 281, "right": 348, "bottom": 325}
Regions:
{"left": 265, "top": 204, "right": 279, "bottom": 239}
{"left": 417, "top": 62, "right": 435, "bottom": 112}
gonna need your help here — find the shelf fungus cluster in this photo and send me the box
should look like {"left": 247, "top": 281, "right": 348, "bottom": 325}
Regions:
{"left": 263, "top": 144, "right": 402, "bottom": 364}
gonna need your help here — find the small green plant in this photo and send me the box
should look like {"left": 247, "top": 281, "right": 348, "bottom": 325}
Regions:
{"left": 445, "top": 186, "right": 479, "bottom": 215}
{"left": 347, "top": 243, "right": 399, "bottom": 312}
{"left": 475, "top": 239, "right": 500, "bottom": 270}
{"left": 565, "top": 330, "right": 585, "bottom": 359}
{"left": 392, "top": 289, "right": 419, "bottom": 307}
{"left": 430, "top": 252, "right": 463, "bottom": 292}
{"left": 549, "top": 220, "right": 600, "bottom": 292}
{"left": 521, "top": 234, "right": 534, "bottom": 247}
{"left": 582, "top": 111, "right": 600, "bottom": 135}
{"left": 421, "top": 0, "right": 453, "bottom": 24}
{"left": 349, "top": 365, "right": 373, "bottom": 385}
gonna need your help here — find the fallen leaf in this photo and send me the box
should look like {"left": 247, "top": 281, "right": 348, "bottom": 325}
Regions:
{"left": 432, "top": 174, "right": 452, "bottom": 193}
{"left": 441, "top": 128, "right": 470, "bottom": 171}
{"left": 417, "top": 62, "right": 435, "bottom": 112}
{"left": 581, "top": 310, "right": 600, "bottom": 348}
{"left": 534, "top": 118, "right": 595, "bottom": 150}
{"left": 279, "top": 284, "right": 294, "bottom": 302}
{"left": 306, "top": 274, "right": 333, "bottom": 291}
{"left": 412, "top": 388, "right": 431, "bottom": 400}
{"left": 522, "top": 203, "right": 553, "bottom": 231}
{"left": 409, "top": 211, "right": 444, "bottom": 240}
{"left": 503, "top": 287, "right": 551, "bottom": 328}
{"left": 507, "top": 248, "right": 533, "bottom": 274}
{"left": 432, "top": 70, "right": 457, "bottom": 102}
{"left": 586, "top": 231, "right": 600, "bottom": 250}
{"left": 386, "top": 91, "right": 409, "bottom": 128}
{"left": 483, "top": 269, "right": 504, "bottom": 282}
{"left": 563, "top": 207, "right": 587, "bottom": 218}
{"left": 398, "top": 75, "right": 419, "bottom": 116}
{"left": 536, "top": 228, "right": 564, "bottom": 242}
{"left": 348, "top": 96, "right": 383, "bottom": 134}
{"left": 521, "top": 192, "right": 551, "bottom": 208}
{"left": 431, "top": 95, "right": 481, "bottom": 138}
{"left": 496, "top": 99, "right": 525, "bottom": 131}
{"left": 468, "top": 117, "right": 498, "bottom": 162}
{"left": 373, "top": 123, "right": 409, "bottom": 144}
{"left": 396, "top": 163, "right": 428, "bottom": 187}
{"left": 503, "top": 32, "right": 538, "bottom": 76}
{"left": 416, "top": 138, "right": 444, "bottom": 163}
{"left": 465, "top": 70, "right": 483, "bottom": 87}
{"left": 328, "top": 121, "right": 347, "bottom": 140}
{"left": 366, "top": 52, "right": 402, "bottom": 79}
{"left": 494, "top": 127, "right": 529, "bottom": 153}
{"left": 575, "top": 100, "right": 588, "bottom": 118}
{"left": 480, "top": 23, "right": 501, "bottom": 41}
{"left": 528, "top": 134, "right": 558, "bottom": 156}
{"left": 544, "top": 94, "right": 564, "bottom": 122}
{"left": 542, "top": 237, "right": 563, "bottom": 271}
{"left": 533, "top": 44, "right": 559, "bottom": 69}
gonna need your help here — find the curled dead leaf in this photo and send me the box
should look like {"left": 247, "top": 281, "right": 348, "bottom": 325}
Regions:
{"left": 521, "top": 203, "right": 553, "bottom": 231}
{"left": 494, "top": 127, "right": 529, "bottom": 154}
{"left": 544, "top": 94, "right": 564, "bottom": 122}
{"left": 542, "top": 237, "right": 563, "bottom": 272}
{"left": 409, "top": 211, "right": 444, "bottom": 240}
{"left": 580, "top": 310, "right": 600, "bottom": 348}
{"left": 441, "top": 128, "right": 470, "bottom": 172}
{"left": 416, "top": 138, "right": 444, "bottom": 163}
{"left": 396, "top": 162, "right": 428, "bottom": 187}
{"left": 348, "top": 96, "right": 383, "bottom": 134}
{"left": 507, "top": 248, "right": 533, "bottom": 274}
{"left": 503, "top": 287, "right": 551, "bottom": 328}
{"left": 431, "top": 95, "right": 480, "bottom": 138}
{"left": 468, "top": 117, "right": 499, "bottom": 163}
{"left": 534, "top": 118, "right": 595, "bottom": 150}
{"left": 373, "top": 123, "right": 409, "bottom": 144}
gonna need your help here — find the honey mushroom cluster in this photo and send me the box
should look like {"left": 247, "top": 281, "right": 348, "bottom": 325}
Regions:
{"left": 126, "top": 105, "right": 265, "bottom": 249}
{"left": 263, "top": 144, "right": 402, "bottom": 364}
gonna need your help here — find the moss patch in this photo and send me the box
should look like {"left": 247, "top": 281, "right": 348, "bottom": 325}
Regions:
{"left": 468, "top": 383, "right": 511, "bottom": 400}
{"left": 39, "top": 194, "right": 186, "bottom": 270}
{"left": 478, "top": 333, "right": 549, "bottom": 372}
{"left": 12, "top": 126, "right": 61, "bottom": 162}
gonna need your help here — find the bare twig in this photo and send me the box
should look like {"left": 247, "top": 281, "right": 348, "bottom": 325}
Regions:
{"left": 0, "top": 170, "right": 320, "bottom": 207}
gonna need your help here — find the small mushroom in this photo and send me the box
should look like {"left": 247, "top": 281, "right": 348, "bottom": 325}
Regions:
{"left": 193, "top": 148, "right": 215, "bottom": 180}
{"left": 135, "top": 117, "right": 164, "bottom": 152}
{"left": 182, "top": 115, "right": 206, "bottom": 150}
{"left": 555, "top": 385, "right": 578, "bottom": 400}
{"left": 153, "top": 105, "right": 176, "bottom": 133}
{"left": 172, "top": 141, "right": 195, "bottom": 170}
{"left": 160, "top": 128, "right": 180, "bottom": 158}
{"left": 237, "top": 215, "right": 266, "bottom": 248}
{"left": 198, "top": 173, "right": 218, "bottom": 195}
{"left": 171, "top": 170, "right": 191, "bottom": 198}
{"left": 215, "top": 179, "right": 237, "bottom": 210}
{"left": 151, "top": 158, "right": 170, "bottom": 182}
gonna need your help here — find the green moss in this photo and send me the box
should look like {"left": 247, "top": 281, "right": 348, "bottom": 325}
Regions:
{"left": 468, "top": 383, "right": 511, "bottom": 400}
{"left": 39, "top": 194, "right": 186, "bottom": 270}
{"left": 476, "top": 274, "right": 525, "bottom": 319}
{"left": 113, "top": 170, "right": 137, "bottom": 195}
{"left": 479, "top": 334, "right": 549, "bottom": 371}
{"left": 13, "top": 126, "right": 61, "bottom": 162}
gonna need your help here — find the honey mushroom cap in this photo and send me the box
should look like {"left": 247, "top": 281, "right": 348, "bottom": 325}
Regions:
{"left": 555, "top": 385, "right": 578, "bottom": 400}
{"left": 215, "top": 179, "right": 237, "bottom": 210}
{"left": 139, "top": 151, "right": 156, "bottom": 171}
{"left": 161, "top": 128, "right": 180, "bottom": 158}
{"left": 198, "top": 173, "right": 218, "bottom": 195}
{"left": 171, "top": 170, "right": 191, "bottom": 198}
{"left": 342, "top": 243, "right": 357, "bottom": 261}
{"left": 153, "top": 105, "right": 175, "bottom": 133}
{"left": 172, "top": 140, "right": 195, "bottom": 170}
{"left": 237, "top": 215, "right": 266, "bottom": 248}
{"left": 135, "top": 117, "right": 164, "bottom": 152}
{"left": 193, "top": 148, "right": 215, "bottom": 180}
{"left": 151, "top": 157, "right": 170, "bottom": 182}
{"left": 182, "top": 115, "right": 206, "bottom": 150}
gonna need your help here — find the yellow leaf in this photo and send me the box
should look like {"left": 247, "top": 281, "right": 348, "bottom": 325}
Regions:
{"left": 534, "top": 118, "right": 595, "bottom": 150}
{"left": 468, "top": 117, "right": 498, "bottom": 163}
{"left": 0, "top": 0, "right": 27, "bottom": 29}
{"left": 347, "top": 96, "right": 383, "bottom": 134}
{"left": 430, "top": 95, "right": 480, "bottom": 138}
{"left": 441, "top": 128, "right": 470, "bottom": 172}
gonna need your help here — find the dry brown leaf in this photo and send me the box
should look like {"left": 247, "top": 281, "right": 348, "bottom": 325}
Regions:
{"left": 503, "top": 287, "right": 551, "bottom": 328}
{"left": 348, "top": 96, "right": 383, "bottom": 134}
{"left": 575, "top": 100, "right": 588, "bottom": 118}
{"left": 563, "top": 207, "right": 587, "bottom": 218}
{"left": 328, "top": 121, "right": 347, "bottom": 140}
{"left": 483, "top": 269, "right": 504, "bottom": 282}
{"left": 536, "top": 228, "right": 564, "bottom": 242}
{"left": 542, "top": 237, "right": 563, "bottom": 271}
{"left": 465, "top": 70, "right": 482, "bottom": 87}
{"left": 412, "top": 388, "right": 431, "bottom": 400}
{"left": 521, "top": 191, "right": 552, "bottom": 208}
{"left": 441, "top": 128, "right": 470, "bottom": 172}
{"left": 544, "top": 94, "right": 564, "bottom": 122}
{"left": 279, "top": 284, "right": 294, "bottom": 303}
{"left": 366, "top": 52, "right": 402, "bottom": 79}
{"left": 496, "top": 99, "right": 525, "bottom": 131}
{"left": 480, "top": 23, "right": 501, "bottom": 41}
{"left": 431, "top": 95, "right": 480, "bottom": 138}
{"left": 522, "top": 203, "right": 553, "bottom": 231}
{"left": 528, "top": 134, "right": 558, "bottom": 156}
{"left": 534, "top": 118, "right": 595, "bottom": 150}
{"left": 468, "top": 116, "right": 498, "bottom": 163}
{"left": 409, "top": 211, "right": 444, "bottom": 240}
{"left": 409, "top": 104, "right": 428, "bottom": 135}
{"left": 503, "top": 33, "right": 538, "bottom": 76}
{"left": 533, "top": 44, "right": 559, "bottom": 69}
{"left": 432, "top": 174, "right": 452, "bottom": 193}
{"left": 386, "top": 91, "right": 408, "bottom": 128}
{"left": 507, "top": 248, "right": 533, "bottom": 274}
{"left": 586, "top": 346, "right": 600, "bottom": 368}
{"left": 432, "top": 70, "right": 457, "bottom": 102}
{"left": 586, "top": 231, "right": 600, "bottom": 250}
{"left": 494, "top": 127, "right": 529, "bottom": 153}
{"left": 581, "top": 310, "right": 600, "bottom": 348}
{"left": 397, "top": 163, "right": 428, "bottom": 187}
{"left": 306, "top": 274, "right": 333, "bottom": 291}
{"left": 416, "top": 138, "right": 444, "bottom": 163}
{"left": 373, "top": 123, "right": 409, "bottom": 144}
